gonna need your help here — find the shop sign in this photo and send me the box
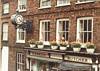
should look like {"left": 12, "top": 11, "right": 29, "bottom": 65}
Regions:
{"left": 65, "top": 55, "right": 92, "bottom": 64}
{"left": 50, "top": 54, "right": 62, "bottom": 60}
{"left": 30, "top": 51, "right": 49, "bottom": 58}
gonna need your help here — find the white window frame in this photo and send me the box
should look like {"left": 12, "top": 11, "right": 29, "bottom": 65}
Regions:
{"left": 2, "top": 23, "right": 8, "bottom": 41}
{"left": 16, "top": 28, "right": 26, "bottom": 43}
{"left": 77, "top": 0, "right": 95, "bottom": 4}
{"left": 3, "top": 3, "right": 9, "bottom": 14}
{"left": 56, "top": 19, "right": 70, "bottom": 43}
{"left": 18, "top": 0, "right": 27, "bottom": 12}
{"left": 17, "top": 53, "right": 24, "bottom": 71}
{"left": 2, "top": 46, "right": 9, "bottom": 71}
{"left": 77, "top": 17, "right": 93, "bottom": 43}
{"left": 39, "top": 0, "right": 51, "bottom": 9}
{"left": 57, "top": 0, "right": 70, "bottom": 7}
{"left": 39, "top": 20, "right": 50, "bottom": 44}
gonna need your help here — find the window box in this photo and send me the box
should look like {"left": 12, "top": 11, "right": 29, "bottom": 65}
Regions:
{"left": 37, "top": 45, "right": 44, "bottom": 49}
{"left": 36, "top": 41, "right": 44, "bottom": 49}
{"left": 59, "top": 41, "right": 69, "bottom": 50}
{"left": 86, "top": 42, "right": 95, "bottom": 53}
{"left": 71, "top": 41, "right": 81, "bottom": 52}
{"left": 51, "top": 46, "right": 58, "bottom": 50}
{"left": 59, "top": 46, "right": 67, "bottom": 50}
{"left": 50, "top": 41, "right": 58, "bottom": 50}
{"left": 28, "top": 39, "right": 36, "bottom": 48}
{"left": 73, "top": 47, "right": 81, "bottom": 52}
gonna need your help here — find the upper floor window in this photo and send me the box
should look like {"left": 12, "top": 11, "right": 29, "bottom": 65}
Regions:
{"left": 57, "top": 0, "right": 70, "bottom": 6}
{"left": 18, "top": 0, "right": 27, "bottom": 12}
{"left": 3, "top": 3, "right": 9, "bottom": 14}
{"left": 16, "top": 28, "right": 26, "bottom": 43}
{"left": 77, "top": 17, "right": 93, "bottom": 43}
{"left": 17, "top": 53, "right": 24, "bottom": 71}
{"left": 77, "top": 0, "right": 95, "bottom": 3}
{"left": 39, "top": 20, "right": 50, "bottom": 42}
{"left": 2, "top": 23, "right": 8, "bottom": 41}
{"left": 56, "top": 19, "right": 69, "bottom": 42}
{"left": 40, "top": 0, "right": 51, "bottom": 8}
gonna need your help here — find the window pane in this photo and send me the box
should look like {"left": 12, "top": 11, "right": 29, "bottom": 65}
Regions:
{"left": 48, "top": 22, "right": 50, "bottom": 31}
{"left": 65, "top": 32, "right": 68, "bottom": 41}
{"left": 45, "top": 32, "right": 48, "bottom": 41}
{"left": 57, "top": 0, "right": 70, "bottom": 5}
{"left": 88, "top": 32, "right": 92, "bottom": 42}
{"left": 88, "top": 20, "right": 92, "bottom": 31}
{"left": 62, "top": 21, "right": 65, "bottom": 31}
{"left": 3, "top": 3, "right": 9, "bottom": 14}
{"left": 40, "top": 0, "right": 51, "bottom": 7}
{"left": 84, "top": 32, "right": 87, "bottom": 43}
{"left": 80, "top": 20, "right": 83, "bottom": 31}
{"left": 2, "top": 23, "right": 8, "bottom": 40}
{"left": 84, "top": 20, "right": 87, "bottom": 31}
{"left": 21, "top": 32, "right": 25, "bottom": 40}
{"left": 65, "top": 21, "right": 69, "bottom": 31}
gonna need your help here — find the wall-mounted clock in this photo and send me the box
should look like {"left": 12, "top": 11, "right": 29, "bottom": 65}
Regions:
{"left": 11, "top": 14, "right": 24, "bottom": 25}
{"left": 15, "top": 15, "right": 24, "bottom": 25}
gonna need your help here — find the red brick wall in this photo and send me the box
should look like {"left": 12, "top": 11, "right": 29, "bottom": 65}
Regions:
{"left": 1, "top": 0, "right": 100, "bottom": 71}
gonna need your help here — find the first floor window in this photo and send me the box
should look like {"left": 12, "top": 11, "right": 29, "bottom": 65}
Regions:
{"left": 17, "top": 53, "right": 24, "bottom": 71}
{"left": 2, "top": 23, "right": 8, "bottom": 41}
{"left": 16, "top": 28, "right": 26, "bottom": 43}
{"left": 56, "top": 19, "right": 69, "bottom": 42}
{"left": 18, "top": 0, "right": 27, "bottom": 12}
{"left": 77, "top": 17, "right": 93, "bottom": 43}
{"left": 40, "top": 0, "right": 51, "bottom": 8}
{"left": 3, "top": 3, "right": 9, "bottom": 14}
{"left": 57, "top": 0, "right": 70, "bottom": 6}
{"left": 40, "top": 20, "right": 50, "bottom": 41}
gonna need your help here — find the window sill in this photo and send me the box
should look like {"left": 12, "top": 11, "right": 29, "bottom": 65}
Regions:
{"left": 38, "top": 6, "right": 51, "bottom": 9}
{"left": 76, "top": 1, "right": 95, "bottom": 4}
{"left": 56, "top": 3, "right": 70, "bottom": 7}
{"left": 16, "top": 40, "right": 25, "bottom": 43}
{"left": 2, "top": 40, "right": 8, "bottom": 42}
{"left": 18, "top": 9, "right": 27, "bottom": 12}
{"left": 2, "top": 13, "right": 9, "bottom": 15}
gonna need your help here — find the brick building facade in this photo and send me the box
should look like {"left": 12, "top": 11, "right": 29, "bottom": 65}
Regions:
{"left": 0, "top": 0, "right": 100, "bottom": 71}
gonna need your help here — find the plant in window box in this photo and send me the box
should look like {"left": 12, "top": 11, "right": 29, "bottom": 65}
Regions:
{"left": 71, "top": 41, "right": 81, "bottom": 52}
{"left": 59, "top": 41, "right": 69, "bottom": 50}
{"left": 28, "top": 39, "right": 36, "bottom": 48}
{"left": 86, "top": 42, "right": 95, "bottom": 53}
{"left": 50, "top": 40, "right": 58, "bottom": 50}
{"left": 36, "top": 41, "right": 44, "bottom": 49}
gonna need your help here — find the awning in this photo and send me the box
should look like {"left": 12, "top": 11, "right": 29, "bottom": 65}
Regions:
{"left": 59, "top": 62, "right": 92, "bottom": 70}
{"left": 27, "top": 55, "right": 62, "bottom": 63}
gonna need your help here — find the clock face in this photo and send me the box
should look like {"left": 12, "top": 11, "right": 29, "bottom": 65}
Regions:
{"left": 15, "top": 15, "right": 23, "bottom": 24}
